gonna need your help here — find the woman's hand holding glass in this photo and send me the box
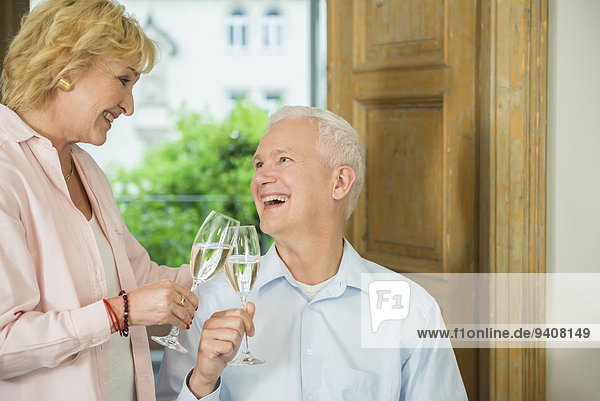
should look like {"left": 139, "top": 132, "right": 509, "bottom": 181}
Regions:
{"left": 123, "top": 281, "right": 198, "bottom": 329}
{"left": 152, "top": 210, "right": 240, "bottom": 353}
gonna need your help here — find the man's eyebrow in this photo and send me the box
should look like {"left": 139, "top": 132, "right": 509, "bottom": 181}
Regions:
{"left": 253, "top": 149, "right": 296, "bottom": 162}
{"left": 271, "top": 149, "right": 297, "bottom": 157}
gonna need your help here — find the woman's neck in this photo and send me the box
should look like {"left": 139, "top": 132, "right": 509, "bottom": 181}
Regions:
{"left": 19, "top": 107, "right": 72, "bottom": 174}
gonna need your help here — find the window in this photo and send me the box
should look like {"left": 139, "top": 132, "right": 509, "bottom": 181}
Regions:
{"left": 263, "top": 91, "right": 283, "bottom": 112}
{"left": 228, "top": 90, "right": 248, "bottom": 111}
{"left": 262, "top": 8, "right": 283, "bottom": 50}
{"left": 227, "top": 8, "right": 248, "bottom": 49}
{"left": 137, "top": 14, "right": 177, "bottom": 107}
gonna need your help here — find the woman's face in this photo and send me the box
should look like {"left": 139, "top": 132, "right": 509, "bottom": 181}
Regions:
{"left": 54, "top": 56, "right": 140, "bottom": 146}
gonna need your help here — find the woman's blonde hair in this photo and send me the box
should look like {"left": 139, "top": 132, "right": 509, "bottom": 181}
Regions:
{"left": 1, "top": 0, "right": 156, "bottom": 111}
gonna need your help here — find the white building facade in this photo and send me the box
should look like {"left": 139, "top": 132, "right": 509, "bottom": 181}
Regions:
{"left": 30, "top": 0, "right": 312, "bottom": 171}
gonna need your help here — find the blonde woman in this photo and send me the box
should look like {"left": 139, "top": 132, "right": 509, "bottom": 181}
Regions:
{"left": 0, "top": 1, "right": 198, "bottom": 399}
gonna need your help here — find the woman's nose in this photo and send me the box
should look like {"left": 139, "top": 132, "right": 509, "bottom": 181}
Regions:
{"left": 120, "top": 90, "right": 134, "bottom": 116}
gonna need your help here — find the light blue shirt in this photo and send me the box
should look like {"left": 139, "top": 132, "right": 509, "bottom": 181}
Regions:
{"left": 156, "top": 240, "right": 467, "bottom": 401}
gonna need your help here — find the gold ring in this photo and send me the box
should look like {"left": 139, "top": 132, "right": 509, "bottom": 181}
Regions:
{"left": 177, "top": 294, "right": 186, "bottom": 306}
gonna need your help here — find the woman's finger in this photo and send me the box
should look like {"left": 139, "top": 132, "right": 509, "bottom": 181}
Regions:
{"left": 170, "top": 303, "right": 196, "bottom": 329}
{"left": 171, "top": 294, "right": 196, "bottom": 328}
{"left": 173, "top": 282, "right": 199, "bottom": 309}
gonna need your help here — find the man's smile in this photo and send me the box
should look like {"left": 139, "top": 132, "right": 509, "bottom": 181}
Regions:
{"left": 260, "top": 194, "right": 289, "bottom": 210}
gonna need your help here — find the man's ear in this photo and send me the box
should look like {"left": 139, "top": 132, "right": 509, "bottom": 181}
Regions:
{"left": 332, "top": 165, "right": 356, "bottom": 201}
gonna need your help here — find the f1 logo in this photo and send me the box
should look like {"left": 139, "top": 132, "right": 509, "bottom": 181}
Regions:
{"left": 368, "top": 280, "right": 411, "bottom": 332}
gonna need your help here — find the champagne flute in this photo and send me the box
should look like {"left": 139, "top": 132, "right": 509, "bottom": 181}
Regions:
{"left": 152, "top": 210, "right": 239, "bottom": 353}
{"left": 225, "top": 225, "right": 265, "bottom": 365}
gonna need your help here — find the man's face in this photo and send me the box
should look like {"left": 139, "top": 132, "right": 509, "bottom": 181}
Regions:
{"left": 251, "top": 118, "right": 335, "bottom": 239}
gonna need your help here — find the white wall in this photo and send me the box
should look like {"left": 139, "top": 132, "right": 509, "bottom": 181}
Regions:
{"left": 547, "top": 0, "right": 600, "bottom": 399}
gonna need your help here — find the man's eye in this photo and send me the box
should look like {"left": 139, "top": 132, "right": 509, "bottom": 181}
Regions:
{"left": 280, "top": 157, "right": 290, "bottom": 163}
{"left": 255, "top": 161, "right": 263, "bottom": 169}
{"left": 118, "top": 77, "right": 130, "bottom": 86}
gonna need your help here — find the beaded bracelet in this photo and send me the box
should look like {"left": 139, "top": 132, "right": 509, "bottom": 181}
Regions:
{"left": 119, "top": 290, "right": 129, "bottom": 337}
{"left": 103, "top": 299, "right": 121, "bottom": 333}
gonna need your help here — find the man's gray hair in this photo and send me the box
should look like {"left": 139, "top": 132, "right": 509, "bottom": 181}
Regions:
{"left": 267, "top": 105, "right": 365, "bottom": 221}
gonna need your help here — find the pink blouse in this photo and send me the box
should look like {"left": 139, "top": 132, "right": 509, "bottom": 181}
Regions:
{"left": 0, "top": 104, "right": 193, "bottom": 400}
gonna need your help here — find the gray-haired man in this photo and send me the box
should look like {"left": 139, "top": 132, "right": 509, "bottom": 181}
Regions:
{"left": 157, "top": 106, "right": 468, "bottom": 401}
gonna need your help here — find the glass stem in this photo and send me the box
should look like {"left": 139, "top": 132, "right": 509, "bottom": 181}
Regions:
{"left": 241, "top": 294, "right": 250, "bottom": 354}
{"left": 168, "top": 325, "right": 180, "bottom": 337}
{"left": 169, "top": 280, "right": 200, "bottom": 339}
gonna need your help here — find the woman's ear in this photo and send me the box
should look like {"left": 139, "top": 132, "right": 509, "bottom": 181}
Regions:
{"left": 332, "top": 165, "right": 356, "bottom": 201}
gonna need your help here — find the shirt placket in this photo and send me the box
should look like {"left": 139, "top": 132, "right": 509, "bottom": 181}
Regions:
{"left": 300, "top": 302, "right": 321, "bottom": 401}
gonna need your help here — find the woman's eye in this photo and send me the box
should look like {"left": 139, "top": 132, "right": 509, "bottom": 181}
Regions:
{"left": 118, "top": 77, "right": 130, "bottom": 86}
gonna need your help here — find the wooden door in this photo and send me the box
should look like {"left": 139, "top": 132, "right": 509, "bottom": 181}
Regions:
{"left": 328, "top": 0, "right": 478, "bottom": 397}
{"left": 328, "top": 1, "right": 548, "bottom": 400}
{"left": 0, "top": 0, "right": 29, "bottom": 65}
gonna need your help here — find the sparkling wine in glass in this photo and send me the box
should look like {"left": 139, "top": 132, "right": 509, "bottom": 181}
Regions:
{"left": 225, "top": 225, "right": 265, "bottom": 365}
{"left": 152, "top": 210, "right": 239, "bottom": 353}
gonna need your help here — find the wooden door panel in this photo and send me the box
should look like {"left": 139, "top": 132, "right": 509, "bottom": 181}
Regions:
{"left": 356, "top": 100, "right": 444, "bottom": 272}
{"left": 342, "top": 0, "right": 476, "bottom": 277}
{"left": 355, "top": 0, "right": 446, "bottom": 70}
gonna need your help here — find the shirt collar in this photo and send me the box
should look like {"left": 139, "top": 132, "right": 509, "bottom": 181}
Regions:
{"left": 0, "top": 104, "right": 51, "bottom": 145}
{"left": 253, "top": 244, "right": 287, "bottom": 291}
{"left": 255, "top": 238, "right": 369, "bottom": 299}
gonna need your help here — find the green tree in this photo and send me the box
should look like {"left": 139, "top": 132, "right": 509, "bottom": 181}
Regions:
{"left": 111, "top": 100, "right": 269, "bottom": 267}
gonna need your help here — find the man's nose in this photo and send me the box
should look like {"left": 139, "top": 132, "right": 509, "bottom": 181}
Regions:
{"left": 252, "top": 167, "right": 277, "bottom": 186}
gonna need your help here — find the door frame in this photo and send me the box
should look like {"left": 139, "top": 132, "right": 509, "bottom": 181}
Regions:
{"left": 478, "top": 0, "right": 548, "bottom": 400}
{"left": 0, "top": 0, "right": 28, "bottom": 69}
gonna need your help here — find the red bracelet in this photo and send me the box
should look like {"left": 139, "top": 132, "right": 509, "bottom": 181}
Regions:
{"left": 119, "top": 290, "right": 129, "bottom": 337}
{"left": 103, "top": 299, "right": 120, "bottom": 333}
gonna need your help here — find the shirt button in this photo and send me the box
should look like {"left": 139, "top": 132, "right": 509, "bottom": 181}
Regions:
{"left": 91, "top": 337, "right": 101, "bottom": 345}
{"left": 306, "top": 347, "right": 313, "bottom": 355}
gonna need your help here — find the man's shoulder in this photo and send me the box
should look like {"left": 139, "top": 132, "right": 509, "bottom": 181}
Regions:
{"left": 346, "top": 243, "right": 435, "bottom": 302}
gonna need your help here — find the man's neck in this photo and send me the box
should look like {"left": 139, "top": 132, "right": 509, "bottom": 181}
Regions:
{"left": 274, "top": 233, "right": 345, "bottom": 285}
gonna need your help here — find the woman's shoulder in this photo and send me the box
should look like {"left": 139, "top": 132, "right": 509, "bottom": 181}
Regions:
{"left": 0, "top": 135, "right": 30, "bottom": 195}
